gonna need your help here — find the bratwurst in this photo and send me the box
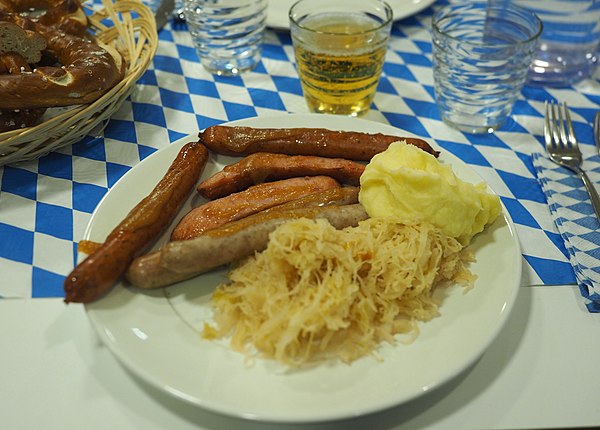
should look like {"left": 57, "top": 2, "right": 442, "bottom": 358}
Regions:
{"left": 196, "top": 152, "right": 365, "bottom": 199}
{"left": 64, "top": 141, "right": 210, "bottom": 303}
{"left": 126, "top": 203, "right": 369, "bottom": 289}
{"left": 199, "top": 126, "right": 439, "bottom": 161}
{"left": 171, "top": 175, "right": 341, "bottom": 241}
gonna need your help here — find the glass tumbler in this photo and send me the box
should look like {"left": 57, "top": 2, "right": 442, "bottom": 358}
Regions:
{"left": 185, "top": 0, "right": 267, "bottom": 76}
{"left": 513, "top": 0, "right": 600, "bottom": 87}
{"left": 431, "top": 1, "right": 542, "bottom": 134}
{"left": 289, "top": 0, "right": 393, "bottom": 117}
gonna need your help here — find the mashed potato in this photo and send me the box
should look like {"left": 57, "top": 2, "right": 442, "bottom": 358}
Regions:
{"left": 359, "top": 141, "right": 501, "bottom": 245}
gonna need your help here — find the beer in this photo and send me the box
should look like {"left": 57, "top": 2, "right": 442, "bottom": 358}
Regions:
{"left": 291, "top": 13, "right": 391, "bottom": 116}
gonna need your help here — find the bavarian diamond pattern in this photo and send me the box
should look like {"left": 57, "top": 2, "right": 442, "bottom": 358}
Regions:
{"left": 0, "top": 0, "right": 598, "bottom": 311}
{"left": 533, "top": 152, "right": 600, "bottom": 312}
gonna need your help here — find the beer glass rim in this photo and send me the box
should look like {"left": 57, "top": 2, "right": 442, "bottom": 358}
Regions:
{"left": 432, "top": 1, "right": 543, "bottom": 47}
{"left": 289, "top": 0, "right": 393, "bottom": 35}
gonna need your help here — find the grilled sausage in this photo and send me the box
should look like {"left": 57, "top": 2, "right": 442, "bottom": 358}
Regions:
{"left": 126, "top": 203, "right": 369, "bottom": 289}
{"left": 196, "top": 152, "right": 365, "bottom": 199}
{"left": 170, "top": 175, "right": 341, "bottom": 241}
{"left": 63, "top": 141, "right": 210, "bottom": 303}
{"left": 199, "top": 126, "right": 439, "bottom": 161}
{"left": 258, "top": 186, "right": 359, "bottom": 212}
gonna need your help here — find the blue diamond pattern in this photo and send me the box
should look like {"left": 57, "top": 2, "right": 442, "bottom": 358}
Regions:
{"left": 0, "top": 223, "right": 33, "bottom": 264}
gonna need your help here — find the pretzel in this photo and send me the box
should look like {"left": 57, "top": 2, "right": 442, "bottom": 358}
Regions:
{"left": 0, "top": 21, "right": 46, "bottom": 63}
{"left": 0, "top": 15, "right": 124, "bottom": 110}
{"left": 0, "top": 23, "right": 124, "bottom": 109}
{"left": 0, "top": 52, "right": 45, "bottom": 131}
{"left": 0, "top": 0, "right": 88, "bottom": 36}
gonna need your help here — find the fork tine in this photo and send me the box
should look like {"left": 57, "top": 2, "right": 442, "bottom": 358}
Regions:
{"left": 556, "top": 102, "right": 570, "bottom": 147}
{"left": 563, "top": 102, "right": 577, "bottom": 148}
{"left": 544, "top": 100, "right": 554, "bottom": 152}
{"left": 550, "top": 102, "right": 558, "bottom": 147}
{"left": 550, "top": 101, "right": 562, "bottom": 150}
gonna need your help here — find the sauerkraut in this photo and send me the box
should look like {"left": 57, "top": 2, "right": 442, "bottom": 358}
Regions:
{"left": 203, "top": 217, "right": 475, "bottom": 366}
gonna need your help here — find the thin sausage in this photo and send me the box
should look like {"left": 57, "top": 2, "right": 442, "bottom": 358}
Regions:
{"left": 170, "top": 176, "right": 341, "bottom": 241}
{"left": 126, "top": 204, "right": 369, "bottom": 289}
{"left": 197, "top": 152, "right": 365, "bottom": 199}
{"left": 63, "top": 142, "right": 210, "bottom": 303}
{"left": 199, "top": 126, "right": 439, "bottom": 161}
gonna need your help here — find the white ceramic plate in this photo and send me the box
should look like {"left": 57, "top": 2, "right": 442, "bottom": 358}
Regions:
{"left": 267, "top": 0, "right": 437, "bottom": 30}
{"left": 85, "top": 113, "right": 521, "bottom": 423}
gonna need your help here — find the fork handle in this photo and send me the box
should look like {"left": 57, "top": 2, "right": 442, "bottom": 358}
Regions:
{"left": 577, "top": 169, "right": 600, "bottom": 222}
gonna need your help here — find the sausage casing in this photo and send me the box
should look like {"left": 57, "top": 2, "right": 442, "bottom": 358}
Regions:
{"left": 170, "top": 175, "right": 341, "bottom": 241}
{"left": 199, "top": 126, "right": 439, "bottom": 161}
{"left": 63, "top": 141, "right": 210, "bottom": 303}
{"left": 196, "top": 152, "right": 365, "bottom": 199}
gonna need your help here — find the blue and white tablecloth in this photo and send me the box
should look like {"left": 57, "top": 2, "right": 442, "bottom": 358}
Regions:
{"left": 1, "top": 0, "right": 599, "bottom": 301}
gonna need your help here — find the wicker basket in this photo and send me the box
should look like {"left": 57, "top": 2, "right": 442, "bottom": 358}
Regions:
{"left": 0, "top": 0, "right": 158, "bottom": 166}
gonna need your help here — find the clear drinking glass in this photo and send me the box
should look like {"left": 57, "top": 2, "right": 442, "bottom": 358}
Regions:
{"left": 185, "top": 0, "right": 267, "bottom": 76}
{"left": 289, "top": 0, "right": 393, "bottom": 117}
{"left": 513, "top": 0, "right": 600, "bottom": 87}
{"left": 431, "top": 1, "right": 542, "bottom": 134}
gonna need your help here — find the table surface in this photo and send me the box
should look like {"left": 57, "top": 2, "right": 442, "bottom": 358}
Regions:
{"left": 0, "top": 286, "right": 598, "bottom": 430}
{"left": 1, "top": 0, "right": 600, "bottom": 428}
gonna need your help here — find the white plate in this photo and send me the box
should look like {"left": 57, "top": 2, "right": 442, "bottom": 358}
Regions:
{"left": 85, "top": 113, "right": 521, "bottom": 423}
{"left": 267, "top": 0, "right": 437, "bottom": 30}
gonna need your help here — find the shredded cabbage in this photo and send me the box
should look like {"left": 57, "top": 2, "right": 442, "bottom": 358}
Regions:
{"left": 203, "top": 217, "right": 475, "bottom": 366}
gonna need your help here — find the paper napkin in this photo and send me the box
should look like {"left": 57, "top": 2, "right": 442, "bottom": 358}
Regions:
{"left": 532, "top": 152, "right": 600, "bottom": 312}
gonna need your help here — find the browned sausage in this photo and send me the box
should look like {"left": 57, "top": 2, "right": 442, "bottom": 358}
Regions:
{"left": 199, "top": 126, "right": 439, "bottom": 161}
{"left": 63, "top": 142, "right": 210, "bottom": 304}
{"left": 257, "top": 186, "right": 359, "bottom": 213}
{"left": 171, "top": 175, "right": 341, "bottom": 241}
{"left": 126, "top": 203, "right": 369, "bottom": 289}
{"left": 196, "top": 152, "right": 365, "bottom": 199}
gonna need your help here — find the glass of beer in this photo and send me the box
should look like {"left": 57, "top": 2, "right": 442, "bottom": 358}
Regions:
{"left": 289, "top": 0, "right": 393, "bottom": 117}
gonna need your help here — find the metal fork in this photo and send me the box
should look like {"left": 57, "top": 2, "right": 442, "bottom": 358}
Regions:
{"left": 544, "top": 100, "right": 600, "bottom": 221}
{"left": 594, "top": 110, "right": 600, "bottom": 155}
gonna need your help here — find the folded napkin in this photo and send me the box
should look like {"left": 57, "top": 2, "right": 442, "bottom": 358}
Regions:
{"left": 532, "top": 152, "right": 600, "bottom": 312}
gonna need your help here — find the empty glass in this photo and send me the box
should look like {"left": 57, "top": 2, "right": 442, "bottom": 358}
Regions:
{"left": 185, "top": 0, "right": 267, "bottom": 76}
{"left": 513, "top": 0, "right": 600, "bottom": 87}
{"left": 431, "top": 1, "right": 542, "bottom": 134}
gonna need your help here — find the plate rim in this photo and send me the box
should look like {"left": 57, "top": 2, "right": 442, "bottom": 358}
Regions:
{"left": 84, "top": 112, "right": 522, "bottom": 423}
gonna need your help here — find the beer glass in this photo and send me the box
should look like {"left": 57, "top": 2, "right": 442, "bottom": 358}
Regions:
{"left": 289, "top": 0, "right": 393, "bottom": 116}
